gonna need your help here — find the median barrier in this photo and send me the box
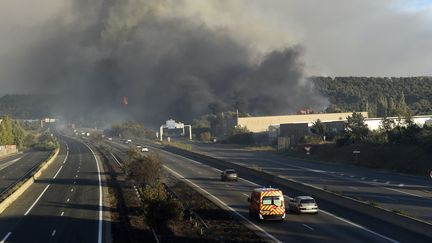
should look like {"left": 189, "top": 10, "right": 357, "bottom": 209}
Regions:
{"left": 164, "top": 145, "right": 432, "bottom": 239}
{"left": 0, "top": 148, "right": 59, "bottom": 214}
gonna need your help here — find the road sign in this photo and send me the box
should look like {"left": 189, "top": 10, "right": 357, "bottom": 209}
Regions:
{"left": 304, "top": 146, "right": 311, "bottom": 155}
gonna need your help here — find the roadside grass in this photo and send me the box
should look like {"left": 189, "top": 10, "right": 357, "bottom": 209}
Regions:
{"left": 163, "top": 141, "right": 192, "bottom": 151}
{"left": 244, "top": 146, "right": 275, "bottom": 152}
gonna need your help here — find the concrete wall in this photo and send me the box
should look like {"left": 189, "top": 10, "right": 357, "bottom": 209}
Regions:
{"left": 0, "top": 145, "right": 17, "bottom": 158}
{"left": 238, "top": 112, "right": 368, "bottom": 133}
{"left": 365, "top": 115, "right": 432, "bottom": 130}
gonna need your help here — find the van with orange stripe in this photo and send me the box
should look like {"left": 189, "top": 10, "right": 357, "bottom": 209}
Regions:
{"left": 247, "top": 187, "right": 286, "bottom": 221}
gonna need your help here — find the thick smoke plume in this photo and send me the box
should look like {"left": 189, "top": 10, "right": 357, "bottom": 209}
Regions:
{"left": 1, "top": 0, "right": 327, "bottom": 126}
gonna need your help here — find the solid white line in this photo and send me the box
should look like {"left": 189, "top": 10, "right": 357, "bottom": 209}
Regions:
{"left": 385, "top": 187, "right": 429, "bottom": 199}
{"left": 53, "top": 166, "right": 63, "bottom": 179}
{"left": 24, "top": 184, "right": 50, "bottom": 216}
{"left": 163, "top": 165, "right": 282, "bottom": 243}
{"left": 63, "top": 143, "right": 70, "bottom": 164}
{"left": 320, "top": 210, "right": 399, "bottom": 243}
{"left": 0, "top": 232, "right": 11, "bottom": 243}
{"left": 160, "top": 147, "right": 399, "bottom": 243}
{"left": 110, "top": 152, "right": 122, "bottom": 167}
{"left": 302, "top": 224, "right": 314, "bottom": 231}
{"left": 83, "top": 143, "right": 103, "bottom": 243}
{"left": 61, "top": 212, "right": 64, "bottom": 216}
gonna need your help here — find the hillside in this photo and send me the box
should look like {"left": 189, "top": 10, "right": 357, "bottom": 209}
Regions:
{"left": 312, "top": 76, "right": 432, "bottom": 117}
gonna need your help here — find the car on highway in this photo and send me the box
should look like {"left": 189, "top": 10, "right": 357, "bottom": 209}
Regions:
{"left": 288, "top": 196, "right": 318, "bottom": 214}
{"left": 221, "top": 169, "right": 238, "bottom": 181}
{"left": 141, "top": 147, "right": 149, "bottom": 152}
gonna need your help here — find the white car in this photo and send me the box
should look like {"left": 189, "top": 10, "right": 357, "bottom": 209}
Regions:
{"left": 141, "top": 147, "right": 149, "bottom": 152}
{"left": 288, "top": 196, "right": 319, "bottom": 214}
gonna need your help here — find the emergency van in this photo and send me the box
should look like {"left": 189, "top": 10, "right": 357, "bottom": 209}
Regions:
{"left": 247, "top": 187, "right": 286, "bottom": 221}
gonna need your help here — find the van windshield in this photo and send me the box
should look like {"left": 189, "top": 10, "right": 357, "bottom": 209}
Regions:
{"left": 262, "top": 196, "right": 283, "bottom": 207}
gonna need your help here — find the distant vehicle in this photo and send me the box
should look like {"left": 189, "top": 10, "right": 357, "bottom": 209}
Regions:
{"left": 141, "top": 147, "right": 149, "bottom": 152}
{"left": 288, "top": 196, "right": 318, "bottom": 214}
{"left": 248, "top": 187, "right": 285, "bottom": 221}
{"left": 221, "top": 169, "right": 238, "bottom": 181}
{"left": 125, "top": 139, "right": 132, "bottom": 144}
{"left": 136, "top": 145, "right": 142, "bottom": 148}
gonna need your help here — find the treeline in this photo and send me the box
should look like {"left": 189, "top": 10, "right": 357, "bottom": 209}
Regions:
{"left": 0, "top": 116, "right": 25, "bottom": 147}
{"left": 106, "top": 121, "right": 156, "bottom": 139}
{"left": 0, "top": 94, "right": 55, "bottom": 118}
{"left": 312, "top": 76, "right": 432, "bottom": 117}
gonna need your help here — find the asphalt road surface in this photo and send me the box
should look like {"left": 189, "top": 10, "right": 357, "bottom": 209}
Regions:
{"left": 0, "top": 151, "right": 51, "bottom": 196}
{"left": 183, "top": 141, "right": 432, "bottom": 224}
{"left": 0, "top": 136, "right": 106, "bottom": 243}
{"left": 109, "top": 140, "right": 431, "bottom": 243}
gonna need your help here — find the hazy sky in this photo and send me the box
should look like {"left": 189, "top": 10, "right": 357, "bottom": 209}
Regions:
{"left": 1, "top": 0, "right": 432, "bottom": 79}
{"left": 0, "top": 0, "right": 431, "bottom": 124}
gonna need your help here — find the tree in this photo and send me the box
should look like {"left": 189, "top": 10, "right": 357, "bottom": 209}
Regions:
{"left": 344, "top": 112, "right": 369, "bottom": 143}
{"left": 227, "top": 126, "right": 254, "bottom": 144}
{"left": 310, "top": 119, "right": 327, "bottom": 141}
{"left": 12, "top": 121, "right": 25, "bottom": 148}
{"left": 0, "top": 116, "right": 14, "bottom": 145}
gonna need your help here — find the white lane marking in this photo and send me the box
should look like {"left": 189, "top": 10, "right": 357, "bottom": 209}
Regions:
{"left": 0, "top": 232, "right": 12, "bottom": 243}
{"left": 156, "top": 148, "right": 261, "bottom": 187}
{"left": 63, "top": 143, "right": 70, "bottom": 164}
{"left": 320, "top": 210, "right": 399, "bottom": 243}
{"left": 24, "top": 184, "right": 51, "bottom": 215}
{"left": 0, "top": 156, "right": 24, "bottom": 171}
{"left": 160, "top": 147, "right": 399, "bottom": 243}
{"left": 53, "top": 166, "right": 63, "bottom": 179}
{"left": 110, "top": 152, "right": 122, "bottom": 167}
{"left": 361, "top": 177, "right": 366, "bottom": 180}
{"left": 373, "top": 179, "right": 378, "bottom": 182}
{"left": 242, "top": 193, "right": 249, "bottom": 197}
{"left": 385, "top": 187, "right": 427, "bottom": 199}
{"left": 349, "top": 186, "right": 358, "bottom": 190}
{"left": 302, "top": 224, "right": 314, "bottom": 231}
{"left": 73, "top": 181, "right": 76, "bottom": 184}
{"left": 163, "top": 165, "right": 282, "bottom": 243}
{"left": 71, "top": 188, "right": 74, "bottom": 192}
{"left": 66, "top": 198, "right": 70, "bottom": 202}
{"left": 61, "top": 212, "right": 64, "bottom": 216}
{"left": 385, "top": 181, "right": 390, "bottom": 184}
{"left": 51, "top": 230, "right": 56, "bottom": 237}
{"left": 83, "top": 143, "right": 103, "bottom": 243}
{"left": 75, "top": 175, "right": 78, "bottom": 178}
{"left": 398, "top": 184, "right": 404, "bottom": 187}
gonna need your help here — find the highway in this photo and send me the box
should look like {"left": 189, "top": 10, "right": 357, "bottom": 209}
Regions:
{"left": 184, "top": 141, "right": 432, "bottom": 224}
{"left": 108, "top": 140, "right": 431, "bottom": 243}
{"left": 0, "top": 151, "right": 51, "bottom": 197}
{"left": 0, "top": 136, "right": 107, "bottom": 243}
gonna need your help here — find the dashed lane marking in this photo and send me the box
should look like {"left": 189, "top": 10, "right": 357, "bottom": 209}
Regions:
{"left": 0, "top": 232, "right": 11, "bottom": 243}
{"left": 302, "top": 224, "right": 314, "bottom": 231}
{"left": 24, "top": 185, "right": 50, "bottom": 216}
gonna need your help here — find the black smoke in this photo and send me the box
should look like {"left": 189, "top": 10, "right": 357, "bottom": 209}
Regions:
{"left": 2, "top": 0, "right": 328, "bottom": 127}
